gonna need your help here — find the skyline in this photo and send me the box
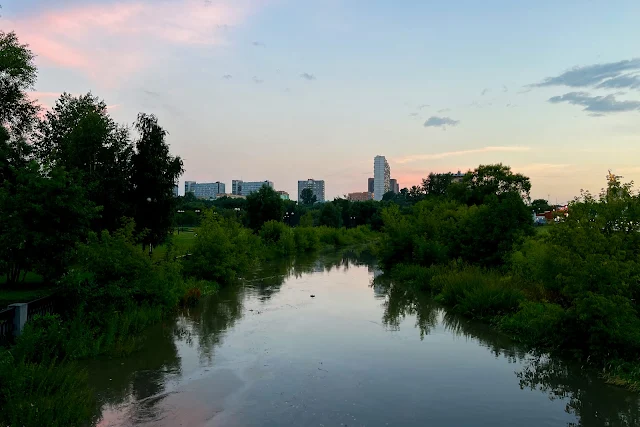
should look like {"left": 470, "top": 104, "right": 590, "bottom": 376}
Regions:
{"left": 4, "top": 0, "right": 640, "bottom": 203}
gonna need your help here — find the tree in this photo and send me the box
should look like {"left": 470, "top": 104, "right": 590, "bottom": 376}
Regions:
{"left": 0, "top": 163, "right": 95, "bottom": 284}
{"left": 300, "top": 188, "right": 317, "bottom": 205}
{"left": 449, "top": 164, "right": 531, "bottom": 206}
{"left": 246, "top": 185, "right": 284, "bottom": 231}
{"left": 0, "top": 31, "right": 39, "bottom": 136}
{"left": 422, "top": 172, "right": 454, "bottom": 196}
{"left": 299, "top": 211, "right": 314, "bottom": 227}
{"left": 531, "top": 199, "right": 552, "bottom": 214}
{"left": 35, "top": 93, "right": 134, "bottom": 232}
{"left": 319, "top": 202, "right": 342, "bottom": 228}
{"left": 382, "top": 191, "right": 396, "bottom": 201}
{"left": 130, "top": 113, "right": 184, "bottom": 251}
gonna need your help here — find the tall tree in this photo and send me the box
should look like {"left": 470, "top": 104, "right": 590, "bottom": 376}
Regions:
{"left": 449, "top": 164, "right": 531, "bottom": 206}
{"left": 0, "top": 31, "right": 39, "bottom": 136}
{"left": 0, "top": 163, "right": 95, "bottom": 283}
{"left": 246, "top": 185, "right": 284, "bottom": 231}
{"left": 131, "top": 113, "right": 183, "bottom": 251}
{"left": 531, "top": 198, "right": 552, "bottom": 214}
{"left": 319, "top": 202, "right": 342, "bottom": 228}
{"left": 300, "top": 188, "right": 317, "bottom": 205}
{"left": 35, "top": 93, "right": 134, "bottom": 232}
{"left": 422, "top": 172, "right": 454, "bottom": 196}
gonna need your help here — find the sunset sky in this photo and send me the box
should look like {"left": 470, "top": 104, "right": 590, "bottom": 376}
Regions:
{"left": 3, "top": 0, "right": 640, "bottom": 202}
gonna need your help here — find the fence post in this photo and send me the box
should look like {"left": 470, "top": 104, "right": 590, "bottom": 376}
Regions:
{"left": 9, "top": 303, "right": 28, "bottom": 336}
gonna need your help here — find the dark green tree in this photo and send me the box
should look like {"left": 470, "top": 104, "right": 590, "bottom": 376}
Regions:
{"left": 422, "top": 172, "right": 454, "bottom": 196}
{"left": 0, "top": 163, "right": 95, "bottom": 283}
{"left": 319, "top": 202, "right": 342, "bottom": 228}
{"left": 130, "top": 113, "right": 184, "bottom": 252}
{"left": 300, "top": 187, "right": 317, "bottom": 205}
{"left": 382, "top": 191, "right": 396, "bottom": 201}
{"left": 246, "top": 185, "right": 284, "bottom": 231}
{"left": 35, "top": 93, "right": 134, "bottom": 232}
{"left": 0, "top": 31, "right": 39, "bottom": 136}
{"left": 449, "top": 164, "right": 531, "bottom": 206}
{"left": 531, "top": 198, "right": 552, "bottom": 214}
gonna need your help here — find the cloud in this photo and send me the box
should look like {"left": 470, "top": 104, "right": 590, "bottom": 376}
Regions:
{"left": 252, "top": 41, "right": 266, "bottom": 47}
{"left": 548, "top": 92, "right": 640, "bottom": 113}
{"left": 408, "top": 112, "right": 419, "bottom": 117}
{"left": 423, "top": 116, "right": 459, "bottom": 129}
{"left": 437, "top": 108, "right": 450, "bottom": 113}
{"left": 417, "top": 104, "right": 430, "bottom": 110}
{"left": 5, "top": 0, "right": 261, "bottom": 86}
{"left": 106, "top": 104, "right": 121, "bottom": 110}
{"left": 253, "top": 76, "right": 264, "bottom": 84}
{"left": 533, "top": 58, "right": 640, "bottom": 90}
{"left": 502, "top": 85, "right": 508, "bottom": 92}
{"left": 481, "top": 88, "right": 489, "bottom": 96}
{"left": 300, "top": 72, "right": 316, "bottom": 81}
{"left": 222, "top": 74, "right": 233, "bottom": 79}
{"left": 396, "top": 146, "right": 530, "bottom": 164}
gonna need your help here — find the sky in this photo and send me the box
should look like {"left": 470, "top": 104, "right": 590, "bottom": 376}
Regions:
{"left": 3, "top": 0, "right": 640, "bottom": 202}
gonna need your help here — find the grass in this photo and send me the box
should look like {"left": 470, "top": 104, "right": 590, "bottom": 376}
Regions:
{"left": 152, "top": 229, "right": 197, "bottom": 261}
{"left": 0, "top": 272, "right": 52, "bottom": 307}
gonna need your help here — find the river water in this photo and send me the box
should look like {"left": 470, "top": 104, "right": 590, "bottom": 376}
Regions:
{"left": 89, "top": 251, "right": 639, "bottom": 427}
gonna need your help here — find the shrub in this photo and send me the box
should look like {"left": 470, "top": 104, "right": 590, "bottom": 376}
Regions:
{"left": 183, "top": 211, "right": 259, "bottom": 284}
{"left": 0, "top": 352, "right": 97, "bottom": 427}
{"left": 500, "top": 301, "right": 566, "bottom": 348}
{"left": 293, "top": 227, "right": 320, "bottom": 252}
{"left": 260, "top": 220, "right": 296, "bottom": 255}
{"left": 434, "top": 267, "right": 524, "bottom": 319}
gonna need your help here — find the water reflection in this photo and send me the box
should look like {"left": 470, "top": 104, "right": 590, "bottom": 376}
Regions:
{"left": 372, "top": 272, "right": 640, "bottom": 427}
{"left": 90, "top": 252, "right": 640, "bottom": 427}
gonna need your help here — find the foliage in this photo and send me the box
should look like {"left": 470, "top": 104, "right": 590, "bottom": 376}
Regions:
{"left": 246, "top": 185, "right": 284, "bottom": 231}
{"left": 260, "top": 220, "right": 296, "bottom": 255}
{"left": 0, "top": 30, "right": 39, "bottom": 136}
{"left": 293, "top": 226, "right": 320, "bottom": 252}
{"left": 299, "top": 211, "right": 315, "bottom": 227}
{"left": 35, "top": 93, "right": 134, "bottom": 233}
{"left": 319, "top": 202, "right": 342, "bottom": 228}
{"left": 131, "top": 113, "right": 184, "bottom": 250}
{"left": 531, "top": 198, "right": 552, "bottom": 214}
{"left": 0, "top": 350, "right": 97, "bottom": 427}
{"left": 60, "top": 220, "right": 185, "bottom": 319}
{"left": 183, "top": 211, "right": 259, "bottom": 284}
{"left": 0, "top": 163, "right": 95, "bottom": 284}
{"left": 448, "top": 163, "right": 531, "bottom": 206}
{"left": 300, "top": 187, "right": 317, "bottom": 205}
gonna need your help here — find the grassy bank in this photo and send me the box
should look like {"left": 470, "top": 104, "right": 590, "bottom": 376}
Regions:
{"left": 1, "top": 214, "right": 378, "bottom": 426}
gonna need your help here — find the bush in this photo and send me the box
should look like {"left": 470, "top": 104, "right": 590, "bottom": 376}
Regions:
{"left": 0, "top": 352, "right": 97, "bottom": 427}
{"left": 183, "top": 211, "right": 259, "bottom": 284}
{"left": 260, "top": 220, "right": 296, "bottom": 255}
{"left": 293, "top": 227, "right": 320, "bottom": 252}
{"left": 434, "top": 267, "right": 524, "bottom": 319}
{"left": 500, "top": 301, "right": 566, "bottom": 348}
{"left": 389, "top": 264, "right": 438, "bottom": 291}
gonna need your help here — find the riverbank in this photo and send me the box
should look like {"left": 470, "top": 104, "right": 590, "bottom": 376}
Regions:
{"left": 0, "top": 217, "right": 378, "bottom": 427}
{"left": 381, "top": 261, "right": 640, "bottom": 391}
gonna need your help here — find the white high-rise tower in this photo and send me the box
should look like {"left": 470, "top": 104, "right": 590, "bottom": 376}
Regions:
{"left": 373, "top": 155, "right": 390, "bottom": 201}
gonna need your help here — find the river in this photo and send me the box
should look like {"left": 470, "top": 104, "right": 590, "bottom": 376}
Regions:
{"left": 87, "top": 250, "right": 639, "bottom": 427}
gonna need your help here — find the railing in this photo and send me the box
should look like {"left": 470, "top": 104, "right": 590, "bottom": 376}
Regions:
{"left": 0, "top": 307, "right": 16, "bottom": 340}
{"left": 0, "top": 293, "right": 59, "bottom": 340}
{"left": 26, "top": 294, "right": 58, "bottom": 322}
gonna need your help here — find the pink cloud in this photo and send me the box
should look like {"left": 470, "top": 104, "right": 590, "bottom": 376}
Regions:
{"left": 6, "top": 0, "right": 263, "bottom": 86}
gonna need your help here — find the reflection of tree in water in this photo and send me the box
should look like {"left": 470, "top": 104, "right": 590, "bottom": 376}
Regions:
{"left": 517, "top": 356, "right": 640, "bottom": 427}
{"left": 372, "top": 274, "right": 438, "bottom": 339}
{"left": 373, "top": 273, "right": 640, "bottom": 427}
{"left": 88, "top": 321, "right": 183, "bottom": 423}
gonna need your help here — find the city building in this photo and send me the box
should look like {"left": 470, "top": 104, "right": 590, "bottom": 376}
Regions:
{"left": 184, "top": 181, "right": 196, "bottom": 194}
{"left": 298, "top": 179, "right": 325, "bottom": 202}
{"left": 184, "top": 181, "right": 226, "bottom": 199}
{"left": 348, "top": 191, "right": 373, "bottom": 202}
{"left": 173, "top": 184, "right": 179, "bottom": 197}
{"left": 368, "top": 177, "right": 374, "bottom": 194}
{"left": 231, "top": 180, "right": 274, "bottom": 196}
{"left": 277, "top": 190, "right": 290, "bottom": 200}
{"left": 451, "top": 171, "right": 464, "bottom": 183}
{"left": 373, "top": 155, "right": 390, "bottom": 201}
{"left": 220, "top": 194, "right": 245, "bottom": 199}
{"left": 389, "top": 179, "right": 399, "bottom": 194}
